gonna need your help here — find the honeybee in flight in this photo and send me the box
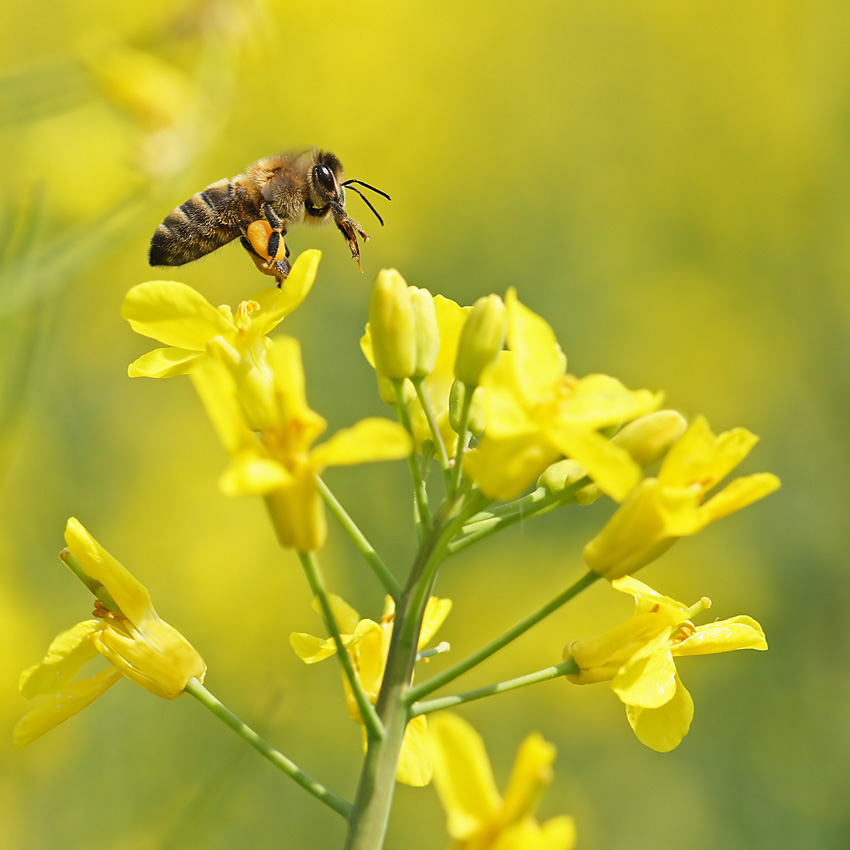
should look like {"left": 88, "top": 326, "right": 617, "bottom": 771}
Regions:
{"left": 149, "top": 149, "right": 390, "bottom": 285}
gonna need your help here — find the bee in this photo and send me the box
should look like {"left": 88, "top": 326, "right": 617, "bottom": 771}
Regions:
{"left": 149, "top": 149, "right": 390, "bottom": 285}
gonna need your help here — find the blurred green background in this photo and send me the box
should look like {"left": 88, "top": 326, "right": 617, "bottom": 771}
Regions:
{"left": 2, "top": 1, "right": 848, "bottom": 848}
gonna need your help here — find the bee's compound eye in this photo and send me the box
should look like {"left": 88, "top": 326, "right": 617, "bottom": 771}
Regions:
{"left": 314, "top": 164, "right": 336, "bottom": 195}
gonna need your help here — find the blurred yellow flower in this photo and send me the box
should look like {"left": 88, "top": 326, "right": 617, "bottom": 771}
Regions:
{"left": 583, "top": 415, "right": 781, "bottom": 579}
{"left": 191, "top": 335, "right": 412, "bottom": 550}
{"left": 15, "top": 519, "right": 206, "bottom": 748}
{"left": 291, "top": 594, "right": 452, "bottom": 786}
{"left": 464, "top": 288, "right": 661, "bottom": 502}
{"left": 122, "top": 249, "right": 320, "bottom": 379}
{"left": 565, "top": 576, "right": 767, "bottom": 752}
{"left": 430, "top": 712, "right": 576, "bottom": 849}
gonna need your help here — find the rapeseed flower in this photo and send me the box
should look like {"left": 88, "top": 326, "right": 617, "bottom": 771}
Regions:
{"left": 584, "top": 415, "right": 781, "bottom": 578}
{"left": 565, "top": 576, "right": 767, "bottom": 751}
{"left": 431, "top": 712, "right": 576, "bottom": 849}
{"left": 15, "top": 519, "right": 205, "bottom": 748}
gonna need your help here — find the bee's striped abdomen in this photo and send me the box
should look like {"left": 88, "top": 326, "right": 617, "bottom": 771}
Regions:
{"left": 149, "top": 178, "right": 250, "bottom": 266}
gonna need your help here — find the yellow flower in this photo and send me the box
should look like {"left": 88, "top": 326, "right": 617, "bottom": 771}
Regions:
{"left": 190, "top": 334, "right": 412, "bottom": 550}
{"left": 583, "top": 415, "right": 781, "bottom": 578}
{"left": 430, "top": 712, "right": 576, "bottom": 850}
{"left": 363, "top": 291, "right": 471, "bottom": 454}
{"left": 122, "top": 249, "right": 320, "bottom": 378}
{"left": 15, "top": 519, "right": 206, "bottom": 748}
{"left": 290, "top": 594, "right": 452, "bottom": 786}
{"left": 565, "top": 576, "right": 767, "bottom": 752}
{"left": 464, "top": 289, "right": 661, "bottom": 502}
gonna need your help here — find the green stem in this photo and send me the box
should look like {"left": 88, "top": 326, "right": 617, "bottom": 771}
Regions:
{"left": 410, "top": 658, "right": 579, "bottom": 716}
{"left": 408, "top": 570, "right": 600, "bottom": 702}
{"left": 343, "top": 495, "right": 477, "bottom": 849}
{"left": 316, "top": 475, "right": 401, "bottom": 599}
{"left": 297, "top": 550, "right": 383, "bottom": 741}
{"left": 185, "top": 678, "right": 352, "bottom": 819}
{"left": 342, "top": 584, "right": 427, "bottom": 849}
{"left": 411, "top": 376, "right": 451, "bottom": 475}
{"left": 449, "top": 383, "right": 473, "bottom": 496}
{"left": 391, "top": 378, "right": 433, "bottom": 537}
{"left": 448, "top": 481, "right": 590, "bottom": 555}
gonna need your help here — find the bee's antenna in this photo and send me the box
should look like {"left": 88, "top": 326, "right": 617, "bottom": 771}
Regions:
{"left": 343, "top": 182, "right": 389, "bottom": 226}
{"left": 342, "top": 179, "right": 392, "bottom": 201}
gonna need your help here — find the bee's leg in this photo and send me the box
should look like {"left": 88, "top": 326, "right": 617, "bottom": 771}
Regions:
{"left": 240, "top": 230, "right": 291, "bottom": 286}
{"left": 332, "top": 206, "right": 369, "bottom": 271}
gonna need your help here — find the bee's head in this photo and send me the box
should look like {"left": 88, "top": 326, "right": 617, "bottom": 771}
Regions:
{"left": 307, "top": 149, "right": 391, "bottom": 232}
{"left": 309, "top": 150, "right": 346, "bottom": 212}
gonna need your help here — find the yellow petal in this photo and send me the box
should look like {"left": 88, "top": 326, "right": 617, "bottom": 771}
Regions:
{"left": 505, "top": 288, "right": 566, "bottom": 398}
{"left": 464, "top": 433, "right": 559, "bottom": 501}
{"left": 625, "top": 672, "right": 694, "bottom": 752}
{"left": 419, "top": 597, "right": 452, "bottom": 649}
{"left": 128, "top": 347, "right": 203, "bottom": 378}
{"left": 220, "top": 451, "right": 291, "bottom": 496}
{"left": 660, "top": 415, "right": 758, "bottom": 490}
{"left": 547, "top": 424, "right": 642, "bottom": 503}
{"left": 431, "top": 712, "right": 502, "bottom": 839}
{"left": 290, "top": 619, "right": 381, "bottom": 664}
{"left": 672, "top": 616, "right": 767, "bottom": 656}
{"left": 538, "top": 817, "right": 578, "bottom": 850}
{"left": 14, "top": 667, "right": 122, "bottom": 748}
{"left": 558, "top": 375, "right": 662, "bottom": 430}
{"left": 251, "top": 250, "right": 320, "bottom": 334}
{"left": 490, "top": 817, "right": 576, "bottom": 850}
{"left": 189, "top": 358, "right": 255, "bottom": 454}
{"left": 122, "top": 281, "right": 233, "bottom": 348}
{"left": 611, "top": 576, "right": 689, "bottom": 616}
{"left": 289, "top": 631, "right": 337, "bottom": 663}
{"left": 19, "top": 621, "right": 100, "bottom": 698}
{"left": 319, "top": 593, "right": 363, "bottom": 634}
{"left": 501, "top": 732, "right": 556, "bottom": 825}
{"left": 64, "top": 518, "right": 153, "bottom": 625}
{"left": 613, "top": 644, "right": 678, "bottom": 709}
{"left": 311, "top": 418, "right": 413, "bottom": 468}
{"left": 349, "top": 622, "right": 388, "bottom": 700}
{"left": 700, "top": 473, "right": 781, "bottom": 523}
{"left": 396, "top": 715, "right": 434, "bottom": 786}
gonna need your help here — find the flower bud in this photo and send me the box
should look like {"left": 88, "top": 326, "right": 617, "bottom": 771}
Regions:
{"left": 368, "top": 269, "right": 417, "bottom": 380}
{"left": 454, "top": 294, "right": 507, "bottom": 387}
{"left": 409, "top": 287, "right": 440, "bottom": 378}
{"left": 611, "top": 410, "right": 687, "bottom": 469}
{"left": 537, "top": 459, "right": 600, "bottom": 504}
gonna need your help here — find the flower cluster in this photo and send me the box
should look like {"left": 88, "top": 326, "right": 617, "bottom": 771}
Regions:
{"left": 17, "top": 250, "right": 781, "bottom": 850}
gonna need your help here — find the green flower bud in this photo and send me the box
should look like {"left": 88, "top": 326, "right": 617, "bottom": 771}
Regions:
{"left": 369, "top": 269, "right": 416, "bottom": 379}
{"left": 409, "top": 287, "right": 440, "bottom": 378}
{"left": 454, "top": 294, "right": 507, "bottom": 387}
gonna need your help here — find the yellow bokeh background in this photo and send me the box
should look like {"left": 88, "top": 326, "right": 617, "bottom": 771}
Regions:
{"left": 2, "top": 1, "right": 848, "bottom": 848}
